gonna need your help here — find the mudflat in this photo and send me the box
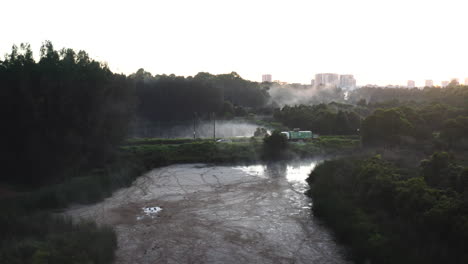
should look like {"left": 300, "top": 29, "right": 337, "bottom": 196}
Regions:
{"left": 65, "top": 162, "right": 348, "bottom": 264}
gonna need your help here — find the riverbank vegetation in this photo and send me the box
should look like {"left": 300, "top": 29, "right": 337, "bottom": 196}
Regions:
{"left": 0, "top": 152, "right": 145, "bottom": 263}
{"left": 307, "top": 153, "right": 468, "bottom": 264}
{"left": 304, "top": 85, "right": 468, "bottom": 263}
{"left": 123, "top": 135, "right": 360, "bottom": 164}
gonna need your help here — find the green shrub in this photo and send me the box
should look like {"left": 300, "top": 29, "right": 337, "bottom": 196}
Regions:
{"left": 307, "top": 155, "right": 468, "bottom": 264}
{"left": 262, "top": 131, "right": 288, "bottom": 160}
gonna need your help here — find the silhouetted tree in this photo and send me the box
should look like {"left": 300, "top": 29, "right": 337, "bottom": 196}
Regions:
{"left": 0, "top": 42, "right": 134, "bottom": 185}
{"left": 132, "top": 71, "right": 269, "bottom": 122}
{"left": 262, "top": 131, "right": 288, "bottom": 159}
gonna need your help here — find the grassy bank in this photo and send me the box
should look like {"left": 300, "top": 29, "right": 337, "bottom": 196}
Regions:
{"left": 122, "top": 140, "right": 261, "bottom": 164}
{"left": 122, "top": 135, "right": 361, "bottom": 163}
{"left": 289, "top": 135, "right": 360, "bottom": 156}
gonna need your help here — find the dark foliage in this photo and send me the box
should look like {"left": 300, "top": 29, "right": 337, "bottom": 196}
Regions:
{"left": 132, "top": 70, "right": 269, "bottom": 122}
{"left": 440, "top": 116, "right": 468, "bottom": 149}
{"left": 0, "top": 213, "right": 117, "bottom": 264}
{"left": 361, "top": 103, "right": 468, "bottom": 148}
{"left": 194, "top": 72, "right": 270, "bottom": 108}
{"left": 0, "top": 42, "right": 134, "bottom": 185}
{"left": 349, "top": 86, "right": 468, "bottom": 108}
{"left": 307, "top": 154, "right": 468, "bottom": 264}
{"left": 274, "top": 103, "right": 361, "bottom": 135}
{"left": 262, "top": 131, "right": 289, "bottom": 159}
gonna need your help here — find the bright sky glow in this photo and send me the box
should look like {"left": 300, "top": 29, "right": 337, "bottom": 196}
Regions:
{"left": 1, "top": 0, "right": 467, "bottom": 86}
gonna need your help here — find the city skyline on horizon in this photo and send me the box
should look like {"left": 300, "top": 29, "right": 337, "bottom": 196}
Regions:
{"left": 2, "top": 0, "right": 467, "bottom": 87}
{"left": 261, "top": 73, "right": 467, "bottom": 87}
{"left": 2, "top": 40, "right": 465, "bottom": 87}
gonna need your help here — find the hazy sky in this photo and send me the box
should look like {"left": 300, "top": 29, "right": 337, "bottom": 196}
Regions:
{"left": 1, "top": 0, "right": 467, "bottom": 86}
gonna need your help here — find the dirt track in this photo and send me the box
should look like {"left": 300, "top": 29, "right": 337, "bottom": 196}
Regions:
{"left": 65, "top": 161, "right": 349, "bottom": 264}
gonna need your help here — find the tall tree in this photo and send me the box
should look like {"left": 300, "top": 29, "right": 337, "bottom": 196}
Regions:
{"left": 0, "top": 42, "right": 134, "bottom": 185}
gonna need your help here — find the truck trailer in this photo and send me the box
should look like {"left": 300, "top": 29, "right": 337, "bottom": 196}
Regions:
{"left": 280, "top": 130, "right": 314, "bottom": 140}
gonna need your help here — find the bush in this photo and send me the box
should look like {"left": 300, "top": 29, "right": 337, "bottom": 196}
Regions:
{"left": 307, "top": 155, "right": 468, "bottom": 264}
{"left": 262, "top": 131, "right": 288, "bottom": 160}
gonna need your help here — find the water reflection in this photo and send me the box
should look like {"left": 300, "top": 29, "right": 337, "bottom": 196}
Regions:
{"left": 233, "top": 160, "right": 319, "bottom": 192}
{"left": 285, "top": 161, "right": 318, "bottom": 183}
{"left": 233, "top": 164, "right": 267, "bottom": 178}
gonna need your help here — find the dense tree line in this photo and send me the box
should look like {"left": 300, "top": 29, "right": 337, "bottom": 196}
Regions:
{"left": 132, "top": 69, "right": 223, "bottom": 121}
{"left": 349, "top": 85, "right": 468, "bottom": 108}
{"left": 307, "top": 154, "right": 468, "bottom": 264}
{"left": 361, "top": 103, "right": 468, "bottom": 148}
{"left": 440, "top": 116, "right": 468, "bottom": 149}
{"left": 273, "top": 103, "right": 361, "bottom": 135}
{"left": 133, "top": 70, "right": 269, "bottom": 122}
{"left": 0, "top": 42, "right": 134, "bottom": 185}
{"left": 195, "top": 72, "right": 270, "bottom": 108}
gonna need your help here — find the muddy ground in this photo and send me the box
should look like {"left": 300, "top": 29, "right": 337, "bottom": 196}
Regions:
{"left": 65, "top": 161, "right": 349, "bottom": 264}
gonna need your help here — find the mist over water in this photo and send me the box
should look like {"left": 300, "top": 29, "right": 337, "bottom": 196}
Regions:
{"left": 132, "top": 120, "right": 261, "bottom": 138}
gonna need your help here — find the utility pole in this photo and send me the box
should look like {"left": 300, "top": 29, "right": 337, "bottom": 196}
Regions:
{"left": 193, "top": 112, "right": 196, "bottom": 140}
{"left": 213, "top": 112, "right": 216, "bottom": 141}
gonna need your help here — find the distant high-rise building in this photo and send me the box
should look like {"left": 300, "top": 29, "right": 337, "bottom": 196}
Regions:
{"left": 262, "top": 74, "right": 272, "bottom": 83}
{"left": 425, "top": 80, "right": 434, "bottom": 87}
{"left": 465, "top": 78, "right": 468, "bottom": 85}
{"left": 441, "top": 81, "right": 449, "bottom": 87}
{"left": 315, "top": 73, "right": 340, "bottom": 87}
{"left": 310, "top": 79, "right": 315, "bottom": 86}
{"left": 339, "top": 74, "right": 356, "bottom": 89}
{"left": 407, "top": 80, "right": 415, "bottom": 88}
